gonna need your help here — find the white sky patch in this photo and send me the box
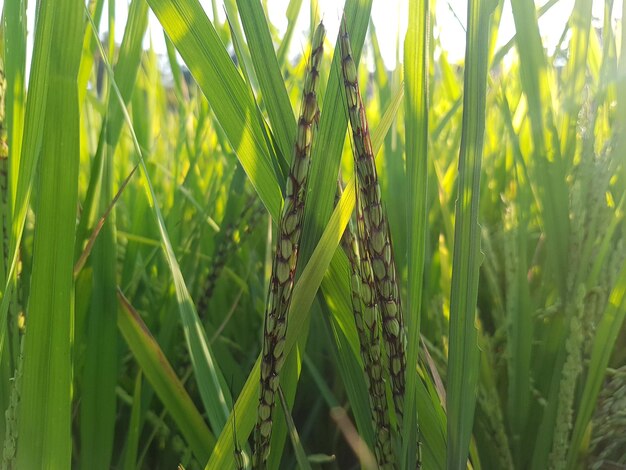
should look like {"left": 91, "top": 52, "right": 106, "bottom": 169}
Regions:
{"left": 2, "top": 0, "right": 624, "bottom": 75}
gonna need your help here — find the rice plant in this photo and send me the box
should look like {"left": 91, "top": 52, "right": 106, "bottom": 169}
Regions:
{"left": 339, "top": 20, "right": 408, "bottom": 433}
{"left": 340, "top": 181, "right": 395, "bottom": 468}
{"left": 0, "top": 0, "right": 624, "bottom": 469}
{"left": 196, "top": 194, "right": 263, "bottom": 318}
{"left": 253, "top": 21, "right": 325, "bottom": 469}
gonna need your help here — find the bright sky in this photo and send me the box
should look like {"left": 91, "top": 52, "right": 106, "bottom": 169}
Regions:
{"left": 122, "top": 0, "right": 622, "bottom": 66}
{"left": 2, "top": 0, "right": 624, "bottom": 69}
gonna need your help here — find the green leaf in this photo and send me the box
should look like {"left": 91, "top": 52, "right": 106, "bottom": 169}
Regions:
{"left": 106, "top": 0, "right": 150, "bottom": 147}
{"left": 123, "top": 372, "right": 143, "bottom": 470}
{"left": 446, "top": 0, "right": 492, "bottom": 467}
{"left": 558, "top": 0, "right": 593, "bottom": 161}
{"left": 277, "top": 385, "right": 312, "bottom": 470}
{"left": 236, "top": 0, "right": 295, "bottom": 163}
{"left": 146, "top": 0, "right": 283, "bottom": 217}
{"left": 77, "top": 0, "right": 106, "bottom": 104}
{"left": 616, "top": 0, "right": 626, "bottom": 198}
{"left": 403, "top": 0, "right": 430, "bottom": 466}
{"left": 417, "top": 366, "right": 447, "bottom": 470}
{"left": 0, "top": 0, "right": 61, "bottom": 361}
{"left": 85, "top": 10, "right": 234, "bottom": 440}
{"left": 498, "top": 92, "right": 534, "bottom": 467}
{"left": 15, "top": 1, "right": 84, "bottom": 466}
{"left": 510, "top": 0, "right": 568, "bottom": 297}
{"left": 2, "top": 0, "right": 26, "bottom": 206}
{"left": 321, "top": 299, "right": 375, "bottom": 450}
{"left": 566, "top": 261, "right": 626, "bottom": 468}
{"left": 117, "top": 291, "right": 215, "bottom": 462}
{"left": 276, "top": 0, "right": 304, "bottom": 65}
{"left": 0, "top": 0, "right": 27, "bottom": 413}
{"left": 80, "top": 3, "right": 149, "bottom": 467}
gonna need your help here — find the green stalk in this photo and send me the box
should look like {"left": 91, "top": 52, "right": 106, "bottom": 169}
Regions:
{"left": 15, "top": 0, "right": 84, "bottom": 466}
{"left": 0, "top": 64, "right": 9, "bottom": 296}
{"left": 2, "top": 0, "right": 26, "bottom": 205}
{"left": 446, "top": 0, "right": 492, "bottom": 466}
{"left": 81, "top": 2, "right": 149, "bottom": 466}
{"left": 338, "top": 21, "right": 407, "bottom": 428}
{"left": 252, "top": 22, "right": 325, "bottom": 469}
{"left": 403, "top": 0, "right": 429, "bottom": 465}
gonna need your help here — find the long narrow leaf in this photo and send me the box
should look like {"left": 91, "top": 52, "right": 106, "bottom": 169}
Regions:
{"left": 85, "top": 9, "right": 233, "bottom": 436}
{"left": 146, "top": 0, "right": 282, "bottom": 217}
{"left": 403, "top": 0, "right": 430, "bottom": 466}
{"left": 80, "top": 3, "right": 149, "bottom": 467}
{"left": 446, "top": 0, "right": 492, "bottom": 467}
{"left": 117, "top": 291, "right": 215, "bottom": 461}
{"left": 16, "top": 1, "right": 84, "bottom": 466}
{"left": 566, "top": 261, "right": 626, "bottom": 467}
{"left": 236, "top": 0, "right": 295, "bottom": 163}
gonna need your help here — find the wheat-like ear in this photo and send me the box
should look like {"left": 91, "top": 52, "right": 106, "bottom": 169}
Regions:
{"left": 196, "top": 194, "right": 263, "bottom": 318}
{"left": 339, "top": 180, "right": 396, "bottom": 468}
{"left": 252, "top": 21, "right": 326, "bottom": 469}
{"left": 338, "top": 20, "right": 407, "bottom": 430}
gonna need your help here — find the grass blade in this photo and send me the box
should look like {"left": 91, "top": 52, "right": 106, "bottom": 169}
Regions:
{"left": 403, "top": 0, "right": 430, "bottom": 465}
{"left": 276, "top": 0, "right": 304, "bottom": 65}
{"left": 146, "top": 0, "right": 282, "bottom": 217}
{"left": 15, "top": 1, "right": 84, "bottom": 466}
{"left": 320, "top": 294, "right": 376, "bottom": 454}
{"left": 566, "top": 261, "right": 626, "bottom": 467}
{"left": 123, "top": 372, "right": 143, "bottom": 470}
{"left": 2, "top": 0, "right": 26, "bottom": 205}
{"left": 236, "top": 0, "right": 296, "bottom": 163}
{"left": 79, "top": 4, "right": 149, "bottom": 465}
{"left": 0, "top": 0, "right": 60, "bottom": 362}
{"left": 85, "top": 8, "right": 233, "bottom": 436}
{"left": 559, "top": 0, "right": 593, "bottom": 160}
{"left": 446, "top": 0, "right": 492, "bottom": 467}
{"left": 510, "top": 0, "right": 568, "bottom": 297}
{"left": 117, "top": 290, "right": 215, "bottom": 461}
{"left": 277, "top": 386, "right": 312, "bottom": 470}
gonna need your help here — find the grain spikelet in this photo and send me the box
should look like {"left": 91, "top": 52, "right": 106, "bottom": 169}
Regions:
{"left": 338, "top": 21, "right": 407, "bottom": 427}
{"left": 548, "top": 285, "right": 585, "bottom": 470}
{"left": 197, "top": 195, "right": 263, "bottom": 317}
{"left": 252, "top": 22, "right": 325, "bottom": 469}
{"left": 340, "top": 182, "right": 395, "bottom": 468}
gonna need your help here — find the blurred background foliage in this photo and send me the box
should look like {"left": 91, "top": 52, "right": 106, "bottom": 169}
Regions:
{"left": 0, "top": 0, "right": 624, "bottom": 468}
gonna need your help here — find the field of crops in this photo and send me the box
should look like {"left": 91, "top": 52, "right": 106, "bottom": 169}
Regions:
{"left": 0, "top": 0, "right": 625, "bottom": 468}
